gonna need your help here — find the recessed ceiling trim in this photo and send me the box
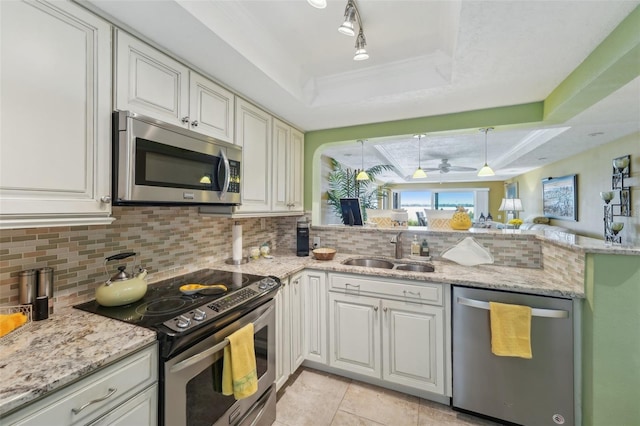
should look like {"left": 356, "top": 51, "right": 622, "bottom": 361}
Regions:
{"left": 491, "top": 127, "right": 571, "bottom": 169}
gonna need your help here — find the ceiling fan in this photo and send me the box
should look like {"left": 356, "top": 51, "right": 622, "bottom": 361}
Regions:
{"left": 424, "top": 159, "right": 477, "bottom": 174}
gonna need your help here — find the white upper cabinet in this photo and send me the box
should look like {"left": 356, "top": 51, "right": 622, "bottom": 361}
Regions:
{"left": 272, "top": 118, "right": 304, "bottom": 213}
{"left": 189, "top": 72, "right": 234, "bottom": 142}
{"left": 114, "top": 29, "right": 189, "bottom": 128}
{"left": 114, "top": 30, "right": 234, "bottom": 143}
{"left": 0, "top": 0, "right": 113, "bottom": 229}
{"left": 234, "top": 99, "right": 272, "bottom": 213}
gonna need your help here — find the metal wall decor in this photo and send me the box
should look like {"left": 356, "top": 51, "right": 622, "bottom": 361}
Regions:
{"left": 602, "top": 155, "right": 631, "bottom": 244}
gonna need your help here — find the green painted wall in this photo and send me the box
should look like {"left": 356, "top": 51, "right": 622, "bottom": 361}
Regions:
{"left": 582, "top": 253, "right": 640, "bottom": 425}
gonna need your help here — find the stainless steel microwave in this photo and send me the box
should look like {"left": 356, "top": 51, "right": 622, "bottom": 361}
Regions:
{"left": 112, "top": 111, "right": 241, "bottom": 206}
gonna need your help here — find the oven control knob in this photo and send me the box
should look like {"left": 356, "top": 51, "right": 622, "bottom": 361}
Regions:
{"left": 193, "top": 309, "right": 206, "bottom": 321}
{"left": 258, "top": 282, "right": 268, "bottom": 290}
{"left": 176, "top": 315, "right": 191, "bottom": 328}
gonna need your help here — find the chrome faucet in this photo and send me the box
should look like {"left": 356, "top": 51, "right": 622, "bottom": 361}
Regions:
{"left": 391, "top": 232, "right": 403, "bottom": 259}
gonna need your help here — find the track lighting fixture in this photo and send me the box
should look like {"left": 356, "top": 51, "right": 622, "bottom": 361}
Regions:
{"left": 337, "top": 0, "right": 369, "bottom": 61}
{"left": 412, "top": 134, "right": 427, "bottom": 179}
{"left": 477, "top": 127, "right": 495, "bottom": 177}
{"left": 306, "top": 0, "right": 327, "bottom": 9}
{"left": 356, "top": 140, "right": 370, "bottom": 181}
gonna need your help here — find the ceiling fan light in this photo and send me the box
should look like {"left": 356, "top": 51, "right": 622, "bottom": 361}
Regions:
{"left": 307, "top": 0, "right": 327, "bottom": 9}
{"left": 477, "top": 164, "right": 495, "bottom": 177}
{"left": 412, "top": 168, "right": 427, "bottom": 179}
{"left": 356, "top": 170, "right": 370, "bottom": 181}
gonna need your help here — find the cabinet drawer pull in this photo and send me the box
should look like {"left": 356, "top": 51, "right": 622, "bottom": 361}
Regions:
{"left": 345, "top": 283, "right": 360, "bottom": 289}
{"left": 71, "top": 387, "right": 117, "bottom": 414}
{"left": 403, "top": 290, "right": 421, "bottom": 298}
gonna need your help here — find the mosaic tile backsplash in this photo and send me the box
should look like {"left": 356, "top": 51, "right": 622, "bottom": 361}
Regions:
{"left": 308, "top": 226, "right": 543, "bottom": 269}
{"left": 2, "top": 208, "right": 585, "bottom": 312}
{"left": 0, "top": 207, "right": 291, "bottom": 309}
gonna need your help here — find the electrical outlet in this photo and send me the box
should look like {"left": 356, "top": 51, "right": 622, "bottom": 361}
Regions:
{"left": 497, "top": 214, "right": 502, "bottom": 220}
{"left": 260, "top": 218, "right": 266, "bottom": 230}
{"left": 313, "top": 236, "right": 320, "bottom": 248}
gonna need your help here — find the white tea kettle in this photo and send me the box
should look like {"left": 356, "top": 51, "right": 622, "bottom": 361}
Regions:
{"left": 96, "top": 252, "right": 148, "bottom": 307}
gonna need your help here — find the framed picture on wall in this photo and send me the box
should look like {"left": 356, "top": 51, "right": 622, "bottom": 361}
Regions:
{"left": 542, "top": 175, "right": 578, "bottom": 221}
{"left": 506, "top": 182, "right": 518, "bottom": 199}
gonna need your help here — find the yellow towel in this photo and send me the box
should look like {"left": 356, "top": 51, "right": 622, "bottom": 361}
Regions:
{"left": 489, "top": 302, "right": 532, "bottom": 359}
{"left": 0, "top": 313, "right": 27, "bottom": 338}
{"left": 222, "top": 323, "right": 258, "bottom": 399}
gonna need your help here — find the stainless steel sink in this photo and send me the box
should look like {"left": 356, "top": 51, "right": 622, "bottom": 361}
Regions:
{"left": 394, "top": 263, "right": 435, "bottom": 273}
{"left": 342, "top": 258, "right": 395, "bottom": 269}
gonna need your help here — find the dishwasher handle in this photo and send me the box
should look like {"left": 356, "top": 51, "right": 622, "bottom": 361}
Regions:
{"left": 456, "top": 296, "right": 569, "bottom": 319}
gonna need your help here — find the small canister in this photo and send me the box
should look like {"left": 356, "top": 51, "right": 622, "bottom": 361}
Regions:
{"left": 19, "top": 269, "right": 38, "bottom": 305}
{"left": 38, "top": 267, "right": 54, "bottom": 314}
{"left": 34, "top": 296, "right": 49, "bottom": 321}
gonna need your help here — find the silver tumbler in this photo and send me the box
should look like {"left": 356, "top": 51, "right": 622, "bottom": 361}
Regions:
{"left": 19, "top": 269, "right": 38, "bottom": 305}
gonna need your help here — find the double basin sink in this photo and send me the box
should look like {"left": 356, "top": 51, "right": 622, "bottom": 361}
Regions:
{"left": 342, "top": 258, "right": 434, "bottom": 273}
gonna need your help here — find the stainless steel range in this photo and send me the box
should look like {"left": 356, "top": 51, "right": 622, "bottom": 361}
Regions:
{"left": 75, "top": 269, "right": 280, "bottom": 426}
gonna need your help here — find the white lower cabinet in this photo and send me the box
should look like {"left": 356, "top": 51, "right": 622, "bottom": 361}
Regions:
{"left": 303, "top": 270, "right": 327, "bottom": 364}
{"left": 275, "top": 272, "right": 304, "bottom": 391}
{"left": 88, "top": 384, "right": 157, "bottom": 426}
{"left": 289, "top": 273, "right": 305, "bottom": 372}
{"left": 329, "top": 292, "right": 381, "bottom": 378}
{"left": 325, "top": 273, "right": 449, "bottom": 398}
{"left": 3, "top": 344, "right": 158, "bottom": 426}
{"left": 274, "top": 279, "right": 290, "bottom": 391}
{"left": 382, "top": 299, "right": 444, "bottom": 394}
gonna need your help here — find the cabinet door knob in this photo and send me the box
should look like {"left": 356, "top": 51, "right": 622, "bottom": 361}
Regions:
{"left": 181, "top": 116, "right": 190, "bottom": 124}
{"left": 383, "top": 307, "right": 388, "bottom": 313}
{"left": 100, "top": 196, "right": 111, "bottom": 203}
{"left": 374, "top": 306, "right": 378, "bottom": 312}
{"left": 191, "top": 120, "right": 199, "bottom": 127}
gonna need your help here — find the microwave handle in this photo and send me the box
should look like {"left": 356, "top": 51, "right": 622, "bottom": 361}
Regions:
{"left": 169, "top": 304, "right": 274, "bottom": 374}
{"left": 218, "top": 149, "right": 231, "bottom": 201}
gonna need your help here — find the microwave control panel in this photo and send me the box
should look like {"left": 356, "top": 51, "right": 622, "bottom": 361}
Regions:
{"left": 228, "top": 160, "right": 240, "bottom": 193}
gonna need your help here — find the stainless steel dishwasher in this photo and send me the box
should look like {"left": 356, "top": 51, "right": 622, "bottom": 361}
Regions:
{"left": 452, "top": 286, "right": 575, "bottom": 426}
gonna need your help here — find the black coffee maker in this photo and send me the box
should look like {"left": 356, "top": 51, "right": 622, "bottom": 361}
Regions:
{"left": 296, "top": 218, "right": 309, "bottom": 257}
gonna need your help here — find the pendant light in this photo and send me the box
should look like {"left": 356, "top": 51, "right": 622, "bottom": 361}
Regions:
{"left": 477, "top": 127, "right": 495, "bottom": 177}
{"left": 412, "top": 134, "right": 427, "bottom": 179}
{"left": 356, "top": 140, "right": 370, "bottom": 181}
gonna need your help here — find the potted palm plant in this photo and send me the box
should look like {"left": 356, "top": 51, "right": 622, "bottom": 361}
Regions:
{"left": 326, "top": 158, "right": 393, "bottom": 222}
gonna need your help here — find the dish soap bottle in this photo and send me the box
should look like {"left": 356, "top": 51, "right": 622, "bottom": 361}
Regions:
{"left": 411, "top": 235, "right": 421, "bottom": 256}
{"left": 420, "top": 239, "right": 430, "bottom": 257}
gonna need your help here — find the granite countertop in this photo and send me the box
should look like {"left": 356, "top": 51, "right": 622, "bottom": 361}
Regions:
{"left": 0, "top": 243, "right": 592, "bottom": 416}
{"left": 211, "top": 253, "right": 584, "bottom": 298}
{"left": 0, "top": 308, "right": 157, "bottom": 417}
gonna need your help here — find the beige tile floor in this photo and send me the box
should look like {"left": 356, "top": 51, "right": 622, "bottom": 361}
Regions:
{"left": 275, "top": 367, "right": 503, "bottom": 426}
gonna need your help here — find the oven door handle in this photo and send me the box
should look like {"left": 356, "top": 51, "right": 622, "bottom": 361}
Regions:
{"left": 169, "top": 304, "right": 274, "bottom": 374}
